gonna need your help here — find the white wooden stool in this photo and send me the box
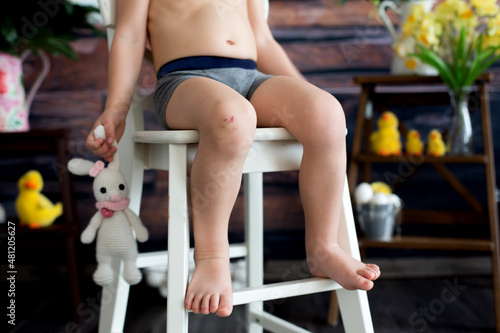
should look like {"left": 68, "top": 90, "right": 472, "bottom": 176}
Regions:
{"left": 95, "top": 1, "right": 374, "bottom": 332}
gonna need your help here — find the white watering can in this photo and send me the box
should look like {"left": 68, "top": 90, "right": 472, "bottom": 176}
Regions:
{"left": 379, "top": 0, "right": 437, "bottom": 75}
{"left": 0, "top": 49, "right": 50, "bottom": 132}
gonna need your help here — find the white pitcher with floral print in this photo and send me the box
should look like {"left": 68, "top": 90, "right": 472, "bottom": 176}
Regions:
{"left": 0, "top": 50, "right": 50, "bottom": 132}
{"left": 379, "top": 0, "right": 438, "bottom": 75}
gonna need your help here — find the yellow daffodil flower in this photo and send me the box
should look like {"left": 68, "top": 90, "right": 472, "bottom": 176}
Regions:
{"left": 471, "top": 0, "right": 500, "bottom": 17}
{"left": 405, "top": 58, "right": 418, "bottom": 70}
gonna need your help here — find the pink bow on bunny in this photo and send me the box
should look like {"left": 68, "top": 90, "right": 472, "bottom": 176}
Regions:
{"left": 89, "top": 160, "right": 105, "bottom": 177}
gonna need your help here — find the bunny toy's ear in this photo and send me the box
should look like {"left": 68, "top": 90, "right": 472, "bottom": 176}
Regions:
{"left": 107, "top": 144, "right": 120, "bottom": 170}
{"left": 94, "top": 125, "right": 120, "bottom": 170}
{"left": 68, "top": 158, "right": 97, "bottom": 176}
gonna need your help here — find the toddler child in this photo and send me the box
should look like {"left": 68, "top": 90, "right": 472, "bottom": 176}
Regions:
{"left": 87, "top": 0, "right": 380, "bottom": 318}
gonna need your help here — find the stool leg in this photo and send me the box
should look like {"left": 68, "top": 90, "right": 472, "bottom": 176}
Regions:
{"left": 326, "top": 291, "right": 340, "bottom": 326}
{"left": 337, "top": 289, "right": 373, "bottom": 333}
{"left": 66, "top": 235, "right": 82, "bottom": 323}
{"left": 98, "top": 258, "right": 130, "bottom": 333}
{"left": 337, "top": 176, "right": 374, "bottom": 333}
{"left": 244, "top": 173, "right": 264, "bottom": 333}
{"left": 166, "top": 144, "right": 190, "bottom": 333}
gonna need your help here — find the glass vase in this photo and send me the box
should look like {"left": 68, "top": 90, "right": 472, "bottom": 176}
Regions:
{"left": 446, "top": 87, "right": 473, "bottom": 155}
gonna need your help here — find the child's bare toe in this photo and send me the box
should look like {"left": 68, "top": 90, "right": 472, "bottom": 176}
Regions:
{"left": 193, "top": 294, "right": 205, "bottom": 314}
{"left": 216, "top": 292, "right": 233, "bottom": 317}
{"left": 346, "top": 272, "right": 373, "bottom": 290}
{"left": 367, "top": 264, "right": 381, "bottom": 279}
{"left": 209, "top": 294, "right": 219, "bottom": 314}
{"left": 358, "top": 268, "right": 374, "bottom": 280}
{"left": 360, "top": 278, "right": 374, "bottom": 291}
{"left": 359, "top": 265, "right": 380, "bottom": 280}
{"left": 184, "top": 295, "right": 194, "bottom": 312}
{"left": 201, "top": 295, "right": 212, "bottom": 315}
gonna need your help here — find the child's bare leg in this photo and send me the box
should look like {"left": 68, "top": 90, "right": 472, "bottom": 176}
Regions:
{"left": 165, "top": 78, "right": 257, "bottom": 316}
{"left": 250, "top": 76, "right": 380, "bottom": 290}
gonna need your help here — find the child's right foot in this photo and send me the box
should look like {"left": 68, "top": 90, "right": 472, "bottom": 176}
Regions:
{"left": 184, "top": 257, "right": 233, "bottom": 317}
{"left": 307, "top": 244, "right": 380, "bottom": 291}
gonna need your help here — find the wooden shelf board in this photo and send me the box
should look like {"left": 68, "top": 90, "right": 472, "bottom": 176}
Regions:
{"left": 401, "top": 210, "right": 487, "bottom": 225}
{"left": 354, "top": 154, "right": 488, "bottom": 164}
{"left": 359, "top": 236, "right": 493, "bottom": 252}
{"left": 354, "top": 73, "right": 492, "bottom": 85}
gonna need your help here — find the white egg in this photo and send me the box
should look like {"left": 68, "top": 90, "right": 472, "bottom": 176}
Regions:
{"left": 354, "top": 182, "right": 374, "bottom": 204}
{"left": 388, "top": 194, "right": 402, "bottom": 208}
{"left": 372, "top": 192, "right": 390, "bottom": 205}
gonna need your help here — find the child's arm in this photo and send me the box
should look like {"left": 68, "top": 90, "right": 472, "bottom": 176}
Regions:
{"left": 247, "top": 0, "right": 306, "bottom": 80}
{"left": 87, "top": 0, "right": 150, "bottom": 161}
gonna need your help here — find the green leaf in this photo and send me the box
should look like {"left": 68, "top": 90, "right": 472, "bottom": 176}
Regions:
{"left": 411, "top": 44, "right": 458, "bottom": 89}
{"left": 465, "top": 47, "right": 495, "bottom": 85}
{"left": 1, "top": 18, "right": 18, "bottom": 44}
{"left": 465, "top": 51, "right": 500, "bottom": 86}
{"left": 455, "top": 26, "right": 468, "bottom": 87}
{"left": 46, "top": 38, "right": 78, "bottom": 59}
{"left": 461, "top": 36, "right": 475, "bottom": 86}
{"left": 65, "top": 3, "right": 75, "bottom": 15}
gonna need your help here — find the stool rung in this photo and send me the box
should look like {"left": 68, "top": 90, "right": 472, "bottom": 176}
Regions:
{"left": 136, "top": 243, "right": 248, "bottom": 268}
{"left": 250, "top": 310, "right": 311, "bottom": 333}
{"left": 233, "top": 277, "right": 341, "bottom": 306}
{"left": 136, "top": 251, "right": 168, "bottom": 268}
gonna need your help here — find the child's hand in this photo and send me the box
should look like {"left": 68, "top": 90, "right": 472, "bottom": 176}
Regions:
{"left": 86, "top": 109, "right": 126, "bottom": 162}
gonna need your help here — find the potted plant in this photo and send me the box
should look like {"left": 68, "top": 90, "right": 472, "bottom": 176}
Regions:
{"left": 394, "top": 0, "right": 500, "bottom": 154}
{"left": 0, "top": 1, "right": 102, "bottom": 132}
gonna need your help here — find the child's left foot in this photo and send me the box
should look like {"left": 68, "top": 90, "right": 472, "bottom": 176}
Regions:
{"left": 184, "top": 257, "right": 233, "bottom": 317}
{"left": 307, "top": 244, "right": 380, "bottom": 290}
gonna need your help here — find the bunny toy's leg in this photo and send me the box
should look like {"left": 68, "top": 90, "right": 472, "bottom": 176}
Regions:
{"left": 94, "top": 249, "right": 115, "bottom": 286}
{"left": 122, "top": 248, "right": 142, "bottom": 285}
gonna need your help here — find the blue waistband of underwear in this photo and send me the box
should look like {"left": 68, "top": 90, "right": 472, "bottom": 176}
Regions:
{"left": 157, "top": 56, "right": 257, "bottom": 80}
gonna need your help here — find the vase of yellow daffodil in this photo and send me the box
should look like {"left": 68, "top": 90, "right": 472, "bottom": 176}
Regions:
{"left": 394, "top": 0, "right": 500, "bottom": 154}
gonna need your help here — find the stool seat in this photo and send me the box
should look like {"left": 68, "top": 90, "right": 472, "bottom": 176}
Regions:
{"left": 134, "top": 127, "right": 297, "bottom": 144}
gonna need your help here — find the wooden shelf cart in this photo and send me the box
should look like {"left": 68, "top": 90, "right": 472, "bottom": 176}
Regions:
{"left": 348, "top": 74, "right": 500, "bottom": 332}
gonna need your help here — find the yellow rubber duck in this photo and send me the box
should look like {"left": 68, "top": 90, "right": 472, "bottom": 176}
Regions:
{"left": 369, "top": 111, "right": 402, "bottom": 156}
{"left": 405, "top": 129, "right": 424, "bottom": 156}
{"left": 426, "top": 129, "right": 446, "bottom": 157}
{"left": 15, "top": 170, "right": 63, "bottom": 228}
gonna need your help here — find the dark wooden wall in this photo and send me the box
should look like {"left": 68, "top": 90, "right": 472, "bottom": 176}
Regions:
{"left": 3, "top": 0, "right": 500, "bottom": 259}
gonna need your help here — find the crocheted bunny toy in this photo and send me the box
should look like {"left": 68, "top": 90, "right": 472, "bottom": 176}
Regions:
{"left": 68, "top": 125, "right": 148, "bottom": 286}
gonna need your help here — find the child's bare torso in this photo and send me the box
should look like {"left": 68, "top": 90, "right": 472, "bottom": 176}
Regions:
{"left": 148, "top": 0, "right": 258, "bottom": 72}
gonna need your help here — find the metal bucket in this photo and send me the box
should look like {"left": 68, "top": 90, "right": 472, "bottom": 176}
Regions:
{"left": 356, "top": 203, "right": 398, "bottom": 241}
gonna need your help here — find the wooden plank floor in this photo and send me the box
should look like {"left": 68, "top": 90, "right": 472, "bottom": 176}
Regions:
{"left": 4, "top": 274, "right": 495, "bottom": 332}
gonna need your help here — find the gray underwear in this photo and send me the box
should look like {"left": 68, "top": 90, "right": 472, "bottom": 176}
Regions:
{"left": 153, "top": 64, "right": 272, "bottom": 130}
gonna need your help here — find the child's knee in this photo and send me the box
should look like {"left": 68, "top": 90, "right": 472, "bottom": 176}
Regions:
{"left": 305, "top": 94, "right": 346, "bottom": 146}
{"left": 202, "top": 101, "right": 256, "bottom": 156}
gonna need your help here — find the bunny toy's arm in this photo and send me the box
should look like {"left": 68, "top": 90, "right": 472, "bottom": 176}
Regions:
{"left": 123, "top": 208, "right": 149, "bottom": 243}
{"left": 81, "top": 211, "right": 104, "bottom": 243}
